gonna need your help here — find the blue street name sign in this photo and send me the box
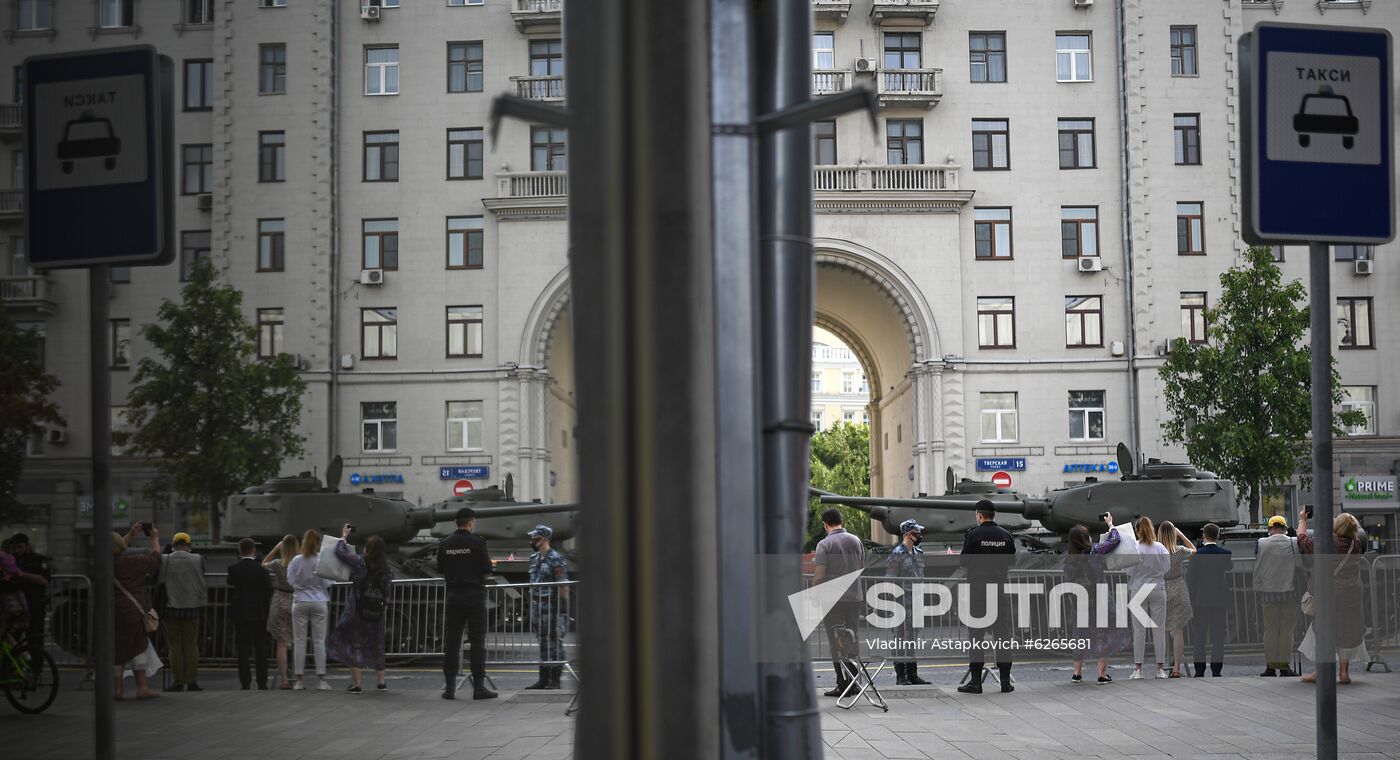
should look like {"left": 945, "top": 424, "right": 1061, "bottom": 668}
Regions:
{"left": 1241, "top": 23, "right": 1394, "bottom": 244}
{"left": 975, "top": 457, "right": 1026, "bottom": 472}
{"left": 440, "top": 466, "right": 490, "bottom": 481}
{"left": 24, "top": 46, "right": 174, "bottom": 268}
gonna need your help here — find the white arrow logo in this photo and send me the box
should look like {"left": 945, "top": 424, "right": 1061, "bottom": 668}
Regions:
{"left": 787, "top": 569, "right": 865, "bottom": 641}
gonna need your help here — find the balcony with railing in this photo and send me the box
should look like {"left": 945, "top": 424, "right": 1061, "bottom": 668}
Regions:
{"left": 812, "top": 70, "right": 853, "bottom": 96}
{"left": 877, "top": 68, "right": 942, "bottom": 109}
{"left": 485, "top": 170, "right": 568, "bottom": 220}
{"left": 812, "top": 163, "right": 970, "bottom": 213}
{"left": 512, "top": 0, "right": 562, "bottom": 31}
{"left": 511, "top": 75, "right": 566, "bottom": 103}
{"left": 0, "top": 190, "right": 22, "bottom": 218}
{"left": 812, "top": 0, "right": 852, "bottom": 22}
{"left": 869, "top": 0, "right": 940, "bottom": 24}
{"left": 0, "top": 104, "right": 21, "bottom": 136}
{"left": 1, "top": 275, "right": 56, "bottom": 314}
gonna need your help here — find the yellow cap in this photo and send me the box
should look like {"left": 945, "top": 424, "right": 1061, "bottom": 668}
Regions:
{"left": 172, "top": 532, "right": 192, "bottom": 545}
{"left": 1267, "top": 516, "right": 1288, "bottom": 529}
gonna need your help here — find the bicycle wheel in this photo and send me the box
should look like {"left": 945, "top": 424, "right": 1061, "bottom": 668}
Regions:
{"left": 3, "top": 647, "right": 59, "bottom": 714}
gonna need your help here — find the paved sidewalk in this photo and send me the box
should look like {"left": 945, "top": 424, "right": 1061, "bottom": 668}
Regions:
{"left": 8, "top": 669, "right": 1398, "bottom": 759}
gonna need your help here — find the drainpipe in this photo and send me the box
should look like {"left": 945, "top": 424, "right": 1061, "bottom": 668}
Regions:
{"left": 327, "top": 0, "right": 341, "bottom": 464}
{"left": 1115, "top": 0, "right": 1142, "bottom": 466}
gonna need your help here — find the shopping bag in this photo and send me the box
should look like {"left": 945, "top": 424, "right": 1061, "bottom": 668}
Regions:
{"left": 1104, "top": 523, "right": 1143, "bottom": 571}
{"left": 314, "top": 537, "right": 353, "bottom": 582}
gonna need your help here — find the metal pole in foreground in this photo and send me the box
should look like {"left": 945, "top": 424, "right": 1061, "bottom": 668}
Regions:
{"left": 89, "top": 265, "right": 115, "bottom": 760}
{"left": 1308, "top": 241, "right": 1337, "bottom": 760}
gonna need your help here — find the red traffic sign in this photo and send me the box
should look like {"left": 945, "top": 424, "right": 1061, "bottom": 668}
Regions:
{"left": 991, "top": 471, "right": 1012, "bottom": 489}
{"left": 452, "top": 480, "right": 474, "bottom": 496}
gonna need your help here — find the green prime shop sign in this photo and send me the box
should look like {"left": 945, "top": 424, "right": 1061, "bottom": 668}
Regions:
{"left": 1342, "top": 475, "right": 1397, "bottom": 506}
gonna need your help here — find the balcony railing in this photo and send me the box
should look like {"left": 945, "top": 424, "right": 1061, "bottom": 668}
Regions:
{"left": 511, "top": 75, "right": 566, "bottom": 102}
{"left": 0, "top": 275, "right": 56, "bottom": 313}
{"left": 0, "top": 104, "right": 20, "bottom": 133}
{"left": 497, "top": 171, "right": 567, "bottom": 199}
{"left": 812, "top": 0, "right": 852, "bottom": 21}
{"left": 812, "top": 70, "right": 852, "bottom": 96}
{"left": 0, "top": 190, "right": 22, "bottom": 215}
{"left": 812, "top": 164, "right": 960, "bottom": 192}
{"left": 869, "top": 0, "right": 940, "bottom": 24}
{"left": 512, "top": 0, "right": 562, "bottom": 30}
{"left": 877, "top": 68, "right": 943, "bottom": 108}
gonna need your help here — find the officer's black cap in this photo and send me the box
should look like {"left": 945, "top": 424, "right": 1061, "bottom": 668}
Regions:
{"left": 974, "top": 500, "right": 995, "bottom": 518}
{"left": 7, "top": 533, "right": 29, "bottom": 546}
{"left": 455, "top": 507, "right": 477, "bottom": 524}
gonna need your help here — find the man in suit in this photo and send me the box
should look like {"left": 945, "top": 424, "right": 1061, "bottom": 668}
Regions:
{"left": 227, "top": 538, "right": 273, "bottom": 690}
{"left": 1187, "top": 523, "right": 1233, "bottom": 677}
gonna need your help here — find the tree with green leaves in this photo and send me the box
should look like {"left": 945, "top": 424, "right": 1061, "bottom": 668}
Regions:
{"left": 1159, "top": 245, "right": 1364, "bottom": 524}
{"left": 807, "top": 421, "right": 871, "bottom": 549}
{"left": 117, "top": 260, "right": 307, "bottom": 540}
{"left": 0, "top": 311, "right": 63, "bottom": 524}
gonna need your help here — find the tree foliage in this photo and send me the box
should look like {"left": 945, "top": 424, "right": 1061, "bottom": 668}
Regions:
{"left": 807, "top": 421, "right": 871, "bottom": 549}
{"left": 117, "top": 260, "right": 307, "bottom": 538}
{"left": 0, "top": 311, "right": 63, "bottom": 522}
{"left": 1158, "top": 246, "right": 1363, "bottom": 522}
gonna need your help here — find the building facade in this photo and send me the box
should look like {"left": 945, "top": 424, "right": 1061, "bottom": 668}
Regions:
{"left": 3, "top": 0, "right": 1398, "bottom": 568}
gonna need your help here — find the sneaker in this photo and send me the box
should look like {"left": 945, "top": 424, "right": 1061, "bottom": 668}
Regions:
{"left": 346, "top": 685, "right": 363, "bottom": 695}
{"left": 292, "top": 681, "right": 306, "bottom": 691}
{"left": 1097, "top": 675, "right": 1112, "bottom": 685}
{"left": 317, "top": 679, "right": 333, "bottom": 691}
{"left": 1128, "top": 670, "right": 1143, "bottom": 680}
{"left": 1260, "top": 668, "right": 1278, "bottom": 677}
{"left": 1155, "top": 669, "right": 1168, "bottom": 679}
{"left": 1071, "top": 674, "right": 1084, "bottom": 684}
{"left": 1278, "top": 669, "right": 1299, "bottom": 678}
{"left": 376, "top": 683, "right": 388, "bottom": 692}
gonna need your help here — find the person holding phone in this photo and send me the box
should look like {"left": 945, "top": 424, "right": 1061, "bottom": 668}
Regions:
{"left": 112, "top": 523, "right": 161, "bottom": 700}
{"left": 1063, "top": 512, "right": 1130, "bottom": 684}
{"left": 327, "top": 524, "right": 391, "bottom": 694}
{"left": 1296, "top": 510, "right": 1366, "bottom": 684}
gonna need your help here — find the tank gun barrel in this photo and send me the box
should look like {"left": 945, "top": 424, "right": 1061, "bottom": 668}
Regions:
{"left": 818, "top": 493, "right": 1052, "bottom": 521}
{"left": 415, "top": 501, "right": 581, "bottom": 528}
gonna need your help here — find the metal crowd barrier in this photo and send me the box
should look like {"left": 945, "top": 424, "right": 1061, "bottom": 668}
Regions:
{"left": 1368, "top": 555, "right": 1400, "bottom": 671}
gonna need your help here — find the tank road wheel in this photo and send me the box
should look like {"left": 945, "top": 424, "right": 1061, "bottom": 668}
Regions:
{"left": 1299, "top": 134, "right": 1310, "bottom": 148}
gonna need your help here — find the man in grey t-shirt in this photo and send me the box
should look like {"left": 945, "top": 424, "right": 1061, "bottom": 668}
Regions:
{"left": 813, "top": 508, "right": 865, "bottom": 697}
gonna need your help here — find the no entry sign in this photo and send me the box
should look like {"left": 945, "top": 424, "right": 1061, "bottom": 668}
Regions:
{"left": 452, "top": 480, "right": 474, "bottom": 496}
{"left": 991, "top": 471, "right": 1012, "bottom": 489}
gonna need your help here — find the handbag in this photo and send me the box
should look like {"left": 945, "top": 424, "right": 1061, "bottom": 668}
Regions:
{"left": 116, "top": 581, "right": 160, "bottom": 633}
{"left": 1103, "top": 523, "right": 1143, "bottom": 571}
{"left": 314, "top": 538, "right": 354, "bottom": 582}
{"left": 1299, "top": 541, "right": 1355, "bottom": 618}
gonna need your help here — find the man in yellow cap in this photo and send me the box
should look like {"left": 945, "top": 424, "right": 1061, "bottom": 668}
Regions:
{"left": 1254, "top": 515, "right": 1300, "bottom": 677}
{"left": 160, "top": 531, "right": 208, "bottom": 690}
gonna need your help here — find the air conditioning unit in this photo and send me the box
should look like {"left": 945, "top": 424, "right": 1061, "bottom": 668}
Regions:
{"left": 340, "top": 353, "right": 355, "bottom": 370}
{"left": 1074, "top": 0, "right": 1095, "bottom": 7}
{"left": 293, "top": 353, "right": 308, "bottom": 370}
{"left": 1077, "top": 257, "right": 1103, "bottom": 273}
{"left": 197, "top": 194, "right": 212, "bottom": 211}
{"left": 259, "top": 0, "right": 280, "bottom": 7}
{"left": 1155, "top": 339, "right": 1174, "bottom": 357}
{"left": 1354, "top": 259, "right": 1374, "bottom": 275}
{"left": 361, "top": 5, "right": 382, "bottom": 20}
{"left": 46, "top": 428, "right": 67, "bottom": 445}
{"left": 1110, "top": 340, "right": 1125, "bottom": 357}
{"left": 853, "top": 57, "right": 878, "bottom": 74}
{"left": 360, "top": 269, "right": 384, "bottom": 285}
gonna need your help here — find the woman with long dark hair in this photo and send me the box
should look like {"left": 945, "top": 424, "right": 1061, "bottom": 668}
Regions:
{"left": 1063, "top": 514, "right": 1131, "bottom": 684}
{"left": 327, "top": 526, "right": 391, "bottom": 693}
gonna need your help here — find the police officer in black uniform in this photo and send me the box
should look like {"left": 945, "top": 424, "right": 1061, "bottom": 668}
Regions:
{"left": 7, "top": 534, "right": 51, "bottom": 658}
{"left": 437, "top": 508, "right": 497, "bottom": 700}
{"left": 956, "top": 500, "right": 1016, "bottom": 694}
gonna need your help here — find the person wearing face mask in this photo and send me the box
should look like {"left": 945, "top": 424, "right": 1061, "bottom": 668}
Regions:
{"left": 524, "top": 524, "right": 570, "bottom": 690}
{"left": 886, "top": 519, "right": 929, "bottom": 686}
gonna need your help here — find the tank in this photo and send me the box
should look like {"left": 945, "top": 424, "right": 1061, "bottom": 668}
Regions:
{"left": 819, "top": 443, "right": 1238, "bottom": 546}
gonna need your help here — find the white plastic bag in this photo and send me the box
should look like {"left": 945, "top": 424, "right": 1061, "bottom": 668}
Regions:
{"left": 314, "top": 537, "right": 353, "bottom": 582}
{"left": 1104, "top": 523, "right": 1143, "bottom": 571}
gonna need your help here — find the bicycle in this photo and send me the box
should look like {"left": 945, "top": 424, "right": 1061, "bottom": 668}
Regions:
{"left": 0, "top": 632, "right": 59, "bottom": 714}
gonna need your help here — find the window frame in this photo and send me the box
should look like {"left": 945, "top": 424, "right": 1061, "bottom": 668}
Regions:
{"left": 362, "top": 218, "right": 400, "bottom": 271}
{"left": 446, "top": 216, "right": 485, "bottom": 270}
{"left": 184, "top": 0, "right": 214, "bottom": 25}
{"left": 361, "top": 402, "right": 398, "bottom": 453}
{"left": 971, "top": 118, "right": 1010, "bottom": 171}
{"left": 529, "top": 38, "right": 564, "bottom": 78}
{"left": 445, "top": 401, "right": 485, "bottom": 452}
{"left": 259, "top": 44, "right": 287, "bottom": 95}
{"left": 1173, "top": 113, "right": 1201, "bottom": 165}
{"left": 447, "top": 41, "right": 485, "bottom": 94}
{"left": 882, "top": 31, "right": 922, "bottom": 70}
{"left": 1336, "top": 297, "right": 1375, "bottom": 350}
{"left": 813, "top": 120, "right": 837, "bottom": 166}
{"left": 363, "top": 130, "right": 400, "bottom": 183}
{"left": 1334, "top": 245, "right": 1373, "bottom": 261}
{"left": 257, "top": 218, "right": 285, "bottom": 273}
{"left": 109, "top": 318, "right": 130, "bottom": 369}
{"left": 364, "top": 46, "right": 401, "bottom": 96}
{"left": 1055, "top": 33, "right": 1093, "bottom": 83}
{"left": 447, "top": 127, "right": 484, "bottom": 180}
{"left": 16, "top": 0, "right": 53, "bottom": 31}
{"left": 446, "top": 305, "right": 484, "bottom": 359}
{"left": 1060, "top": 206, "right": 1100, "bottom": 259}
{"left": 181, "top": 144, "right": 213, "bottom": 195}
{"left": 969, "top": 31, "right": 1007, "bottom": 83}
{"left": 530, "top": 125, "right": 568, "bottom": 172}
{"left": 179, "top": 229, "right": 211, "bottom": 282}
{"left": 361, "top": 307, "right": 399, "bottom": 360}
{"left": 1339, "top": 386, "right": 1377, "bottom": 436}
{"left": 976, "top": 296, "right": 1016, "bottom": 349}
{"left": 98, "top": 0, "right": 134, "bottom": 29}
{"left": 256, "top": 308, "right": 285, "bottom": 359}
{"left": 886, "top": 119, "right": 923, "bottom": 165}
{"left": 973, "top": 207, "right": 1013, "bottom": 260}
{"left": 1068, "top": 390, "right": 1106, "bottom": 442}
{"left": 183, "top": 59, "right": 213, "bottom": 112}
{"left": 1169, "top": 26, "right": 1198, "bottom": 77}
{"left": 1065, "top": 295, "right": 1104, "bottom": 348}
{"left": 1057, "top": 117, "right": 1096, "bottom": 170}
{"left": 1181, "top": 292, "right": 1208, "bottom": 345}
{"left": 258, "top": 130, "right": 286, "bottom": 183}
{"left": 812, "top": 32, "right": 835, "bottom": 71}
{"left": 1176, "top": 202, "right": 1205, "bottom": 256}
{"left": 980, "top": 392, "right": 1019, "bottom": 443}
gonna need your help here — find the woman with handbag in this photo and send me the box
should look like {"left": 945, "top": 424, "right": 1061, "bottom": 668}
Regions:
{"left": 1063, "top": 516, "right": 1132, "bottom": 685}
{"left": 113, "top": 523, "right": 161, "bottom": 700}
{"left": 327, "top": 526, "right": 391, "bottom": 694}
{"left": 263, "top": 533, "right": 300, "bottom": 689}
{"left": 1297, "top": 510, "right": 1367, "bottom": 684}
{"left": 287, "top": 529, "right": 334, "bottom": 691}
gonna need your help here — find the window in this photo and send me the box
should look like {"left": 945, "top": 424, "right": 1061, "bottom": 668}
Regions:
{"left": 110, "top": 319, "right": 130, "bottom": 369}
{"left": 841, "top": 372, "right": 855, "bottom": 393}
{"left": 184, "top": 60, "right": 213, "bottom": 111}
{"left": 1055, "top": 34, "right": 1092, "bottom": 82}
{"left": 257, "top": 219, "right": 285, "bottom": 272}
{"left": 980, "top": 392, "right": 1018, "bottom": 443}
{"left": 260, "top": 45, "right": 287, "bottom": 95}
{"left": 448, "top": 42, "right": 484, "bottom": 93}
{"left": 8, "top": 236, "right": 27, "bottom": 277}
{"left": 446, "top": 401, "right": 484, "bottom": 451}
{"left": 859, "top": 374, "right": 868, "bottom": 394}
{"left": 259, "top": 131, "right": 286, "bottom": 182}
{"left": 185, "top": 0, "right": 213, "bottom": 24}
{"left": 971, "top": 119, "right": 1009, "bottom": 170}
{"left": 969, "top": 32, "right": 1006, "bottom": 83}
{"left": 447, "top": 128, "right": 484, "bottom": 180}
{"left": 1334, "top": 245, "right": 1373, "bottom": 261}
{"left": 363, "top": 219, "right": 399, "bottom": 270}
{"left": 365, "top": 47, "right": 400, "bottom": 96}
{"left": 813, "top": 120, "right": 837, "bottom": 166}
{"left": 1269, "top": 245, "right": 1286, "bottom": 262}
{"left": 842, "top": 410, "right": 857, "bottom": 424}
{"left": 10, "top": 150, "right": 21, "bottom": 189}
{"left": 1336, "top": 297, "right": 1374, "bottom": 349}
{"left": 260, "top": 0, "right": 286, "bottom": 6}
{"left": 1065, "top": 296, "right": 1103, "bottom": 347}
{"left": 1068, "top": 390, "right": 1105, "bottom": 441}
{"left": 449, "top": 0, "right": 485, "bottom": 5}
{"left": 16, "top": 0, "right": 51, "bottom": 30}
{"left": 1176, "top": 203, "right": 1204, "bottom": 255}
{"left": 1340, "top": 386, "right": 1377, "bottom": 436}
{"left": 361, "top": 402, "right": 398, "bottom": 452}
{"left": 974, "top": 208, "right": 1013, "bottom": 260}
{"left": 381, "top": 0, "right": 399, "bottom": 7}
{"left": 1058, "top": 118, "right": 1095, "bottom": 169}
{"left": 883, "top": 32, "right": 921, "bottom": 69}
{"left": 179, "top": 230, "right": 210, "bottom": 281}
{"left": 886, "top": 119, "right": 922, "bottom": 165}
{"left": 446, "top": 305, "right": 484, "bottom": 358}
{"left": 1173, "top": 114, "right": 1201, "bottom": 165}
{"left": 362, "top": 308, "right": 398, "bottom": 359}
{"left": 977, "top": 297, "right": 1015, "bottom": 348}
{"left": 257, "top": 308, "right": 284, "bottom": 359}
{"left": 531, "top": 126, "right": 567, "bottom": 171}
{"left": 811, "top": 409, "right": 823, "bottom": 433}
{"left": 530, "top": 39, "right": 564, "bottom": 77}
{"left": 182, "top": 144, "right": 212, "bottom": 194}
{"left": 13, "top": 66, "right": 23, "bottom": 104}
{"left": 1181, "top": 292, "right": 1208, "bottom": 344}
{"left": 99, "top": 0, "right": 133, "bottom": 28}
{"left": 446, "top": 217, "right": 484, "bottom": 269}
{"left": 811, "top": 371, "right": 821, "bottom": 393}
{"left": 812, "top": 32, "right": 835, "bottom": 70}
{"left": 363, "top": 131, "right": 399, "bottom": 182}
{"left": 1170, "top": 26, "right": 1198, "bottom": 77}
{"left": 111, "top": 406, "right": 131, "bottom": 456}
{"left": 1060, "top": 207, "right": 1099, "bottom": 258}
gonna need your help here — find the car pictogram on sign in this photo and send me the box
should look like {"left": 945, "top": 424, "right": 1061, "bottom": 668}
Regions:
{"left": 57, "top": 110, "right": 121, "bottom": 173}
{"left": 1293, "top": 86, "right": 1359, "bottom": 149}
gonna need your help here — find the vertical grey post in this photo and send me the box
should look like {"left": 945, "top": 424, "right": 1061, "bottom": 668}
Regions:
{"left": 1308, "top": 241, "right": 1337, "bottom": 760}
{"left": 90, "top": 265, "right": 115, "bottom": 760}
